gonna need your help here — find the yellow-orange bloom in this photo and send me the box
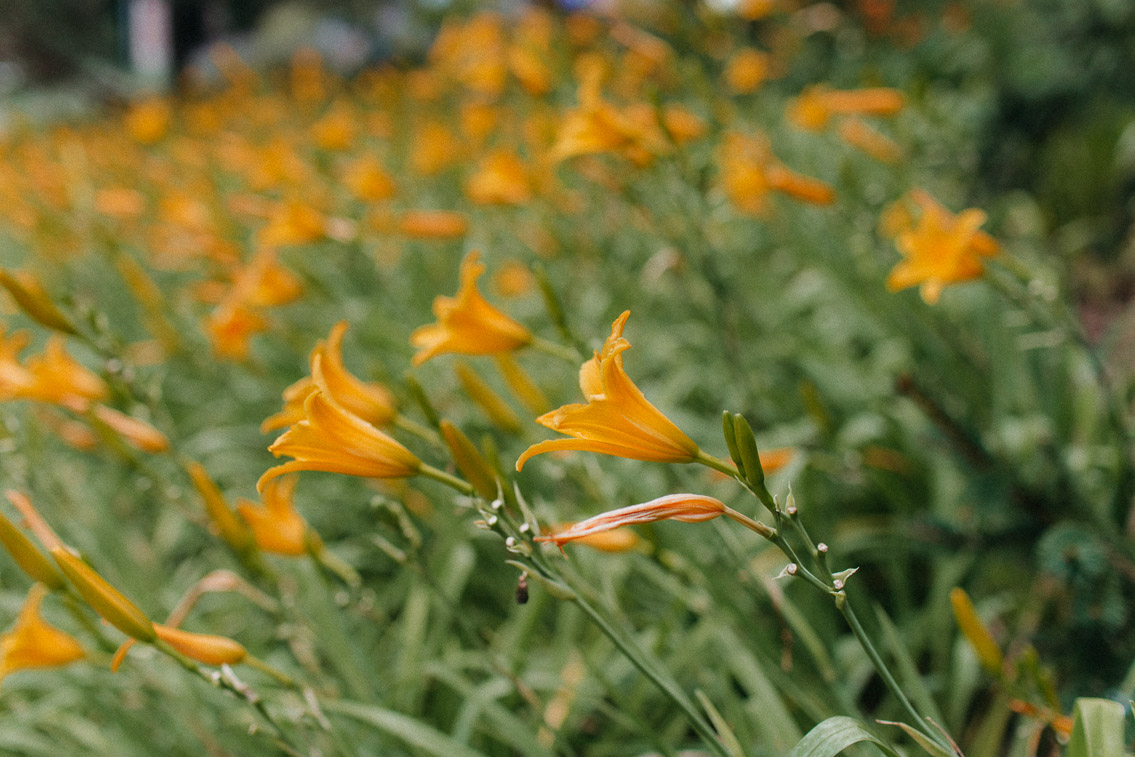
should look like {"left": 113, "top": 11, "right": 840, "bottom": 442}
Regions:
{"left": 0, "top": 584, "right": 85, "bottom": 684}
{"left": 124, "top": 98, "right": 172, "bottom": 144}
{"left": 397, "top": 210, "right": 469, "bottom": 239}
{"left": 18, "top": 337, "right": 109, "bottom": 409}
{"left": 410, "top": 251, "right": 533, "bottom": 366}
{"left": 261, "top": 321, "right": 398, "bottom": 433}
{"left": 258, "top": 354, "right": 421, "bottom": 492}
{"left": 204, "top": 300, "right": 269, "bottom": 361}
{"left": 788, "top": 85, "right": 905, "bottom": 132}
{"left": 236, "top": 475, "right": 308, "bottom": 556}
{"left": 884, "top": 190, "right": 999, "bottom": 304}
{"left": 536, "top": 494, "right": 725, "bottom": 548}
{"left": 516, "top": 311, "right": 699, "bottom": 471}
{"left": 720, "top": 132, "right": 835, "bottom": 215}
{"left": 464, "top": 150, "right": 531, "bottom": 206}
{"left": 550, "top": 67, "right": 668, "bottom": 166}
{"left": 724, "top": 48, "right": 772, "bottom": 94}
{"left": 342, "top": 155, "right": 397, "bottom": 202}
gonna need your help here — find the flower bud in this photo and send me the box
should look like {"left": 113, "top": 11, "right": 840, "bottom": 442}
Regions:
{"left": 51, "top": 548, "right": 156, "bottom": 642}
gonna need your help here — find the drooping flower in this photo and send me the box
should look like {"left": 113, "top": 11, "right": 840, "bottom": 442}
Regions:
{"left": 258, "top": 354, "right": 421, "bottom": 492}
{"left": 410, "top": 251, "right": 533, "bottom": 366}
{"left": 516, "top": 311, "right": 699, "bottom": 471}
{"left": 236, "top": 475, "right": 308, "bottom": 556}
{"left": 0, "top": 584, "right": 85, "bottom": 685}
{"left": 883, "top": 190, "right": 999, "bottom": 304}
{"left": 18, "top": 337, "right": 109, "bottom": 409}
{"left": 535, "top": 494, "right": 725, "bottom": 548}
{"left": 261, "top": 321, "right": 398, "bottom": 433}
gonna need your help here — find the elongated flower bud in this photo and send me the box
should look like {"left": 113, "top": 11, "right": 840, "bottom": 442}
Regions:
{"left": 0, "top": 509, "right": 65, "bottom": 589}
{"left": 536, "top": 494, "right": 726, "bottom": 548}
{"left": 0, "top": 269, "right": 78, "bottom": 335}
{"left": 949, "top": 588, "right": 1003, "bottom": 675}
{"left": 440, "top": 420, "right": 498, "bottom": 500}
{"left": 51, "top": 548, "right": 156, "bottom": 642}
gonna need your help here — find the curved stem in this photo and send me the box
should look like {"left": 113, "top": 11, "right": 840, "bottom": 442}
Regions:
{"left": 837, "top": 595, "right": 954, "bottom": 752}
{"left": 418, "top": 463, "right": 474, "bottom": 495}
{"left": 529, "top": 336, "right": 582, "bottom": 363}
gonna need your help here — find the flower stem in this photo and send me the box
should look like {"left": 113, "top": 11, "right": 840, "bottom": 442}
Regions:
{"left": 836, "top": 594, "right": 955, "bottom": 752}
{"left": 418, "top": 463, "right": 474, "bottom": 495}
{"left": 529, "top": 336, "right": 582, "bottom": 363}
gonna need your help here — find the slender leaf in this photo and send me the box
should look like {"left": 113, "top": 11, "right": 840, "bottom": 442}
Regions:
{"left": 788, "top": 716, "right": 900, "bottom": 757}
{"left": 324, "top": 700, "right": 491, "bottom": 757}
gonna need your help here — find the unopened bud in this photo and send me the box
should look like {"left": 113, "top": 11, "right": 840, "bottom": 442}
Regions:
{"left": 51, "top": 548, "right": 156, "bottom": 642}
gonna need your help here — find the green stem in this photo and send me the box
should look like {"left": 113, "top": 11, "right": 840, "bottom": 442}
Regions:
{"left": 567, "top": 588, "right": 732, "bottom": 757}
{"left": 394, "top": 414, "right": 443, "bottom": 448}
{"left": 529, "top": 336, "right": 582, "bottom": 363}
{"left": 244, "top": 654, "right": 299, "bottom": 688}
{"left": 836, "top": 595, "right": 953, "bottom": 751}
{"left": 418, "top": 463, "right": 474, "bottom": 495}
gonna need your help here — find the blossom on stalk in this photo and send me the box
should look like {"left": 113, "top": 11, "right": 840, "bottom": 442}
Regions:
{"left": 397, "top": 210, "right": 469, "bottom": 239}
{"left": 410, "top": 251, "right": 533, "bottom": 366}
{"left": 112, "top": 623, "right": 247, "bottom": 672}
{"left": 236, "top": 475, "right": 309, "bottom": 556}
{"left": 883, "top": 190, "right": 999, "bottom": 304}
{"left": 719, "top": 132, "right": 835, "bottom": 215}
{"left": 516, "top": 311, "right": 699, "bottom": 470}
{"left": 259, "top": 354, "right": 421, "bottom": 492}
{"left": 17, "top": 337, "right": 109, "bottom": 409}
{"left": 787, "top": 85, "right": 905, "bottom": 132}
{"left": 261, "top": 321, "right": 397, "bottom": 433}
{"left": 0, "top": 584, "right": 85, "bottom": 685}
{"left": 536, "top": 494, "right": 725, "bottom": 548}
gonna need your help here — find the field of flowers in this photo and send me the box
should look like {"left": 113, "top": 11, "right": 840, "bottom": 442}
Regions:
{"left": 0, "top": 2, "right": 1133, "bottom": 755}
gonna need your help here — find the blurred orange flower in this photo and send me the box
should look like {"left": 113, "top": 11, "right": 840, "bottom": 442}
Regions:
{"left": 410, "top": 251, "right": 533, "bottom": 366}
{"left": 236, "top": 475, "right": 309, "bottom": 556}
{"left": 0, "top": 584, "right": 85, "bottom": 685}
{"left": 516, "top": 311, "right": 699, "bottom": 471}
{"left": 884, "top": 190, "right": 999, "bottom": 304}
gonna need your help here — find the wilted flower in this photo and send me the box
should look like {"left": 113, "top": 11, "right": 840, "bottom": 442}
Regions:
{"left": 516, "top": 311, "right": 699, "bottom": 470}
{"left": 410, "top": 251, "right": 533, "bottom": 366}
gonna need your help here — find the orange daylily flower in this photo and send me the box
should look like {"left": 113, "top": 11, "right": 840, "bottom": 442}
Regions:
{"left": 720, "top": 132, "right": 835, "bottom": 215}
{"left": 124, "top": 98, "right": 172, "bottom": 145}
{"left": 236, "top": 475, "right": 309, "bottom": 556}
{"left": 0, "top": 584, "right": 85, "bottom": 685}
{"left": 341, "top": 155, "right": 397, "bottom": 202}
{"left": 258, "top": 354, "right": 422, "bottom": 492}
{"left": 464, "top": 150, "right": 532, "bottom": 206}
{"left": 724, "top": 48, "right": 773, "bottom": 94}
{"left": 18, "top": 336, "right": 109, "bottom": 409}
{"left": 884, "top": 190, "right": 999, "bottom": 304}
{"left": 837, "top": 117, "right": 902, "bottom": 162}
{"left": 261, "top": 321, "right": 398, "bottom": 433}
{"left": 536, "top": 494, "right": 725, "bottom": 548}
{"left": 516, "top": 311, "right": 699, "bottom": 471}
{"left": 204, "top": 300, "right": 269, "bottom": 361}
{"left": 397, "top": 210, "right": 469, "bottom": 239}
{"left": 788, "top": 85, "right": 905, "bottom": 132}
{"left": 661, "top": 106, "right": 707, "bottom": 146}
{"left": 410, "top": 251, "right": 533, "bottom": 366}
{"left": 550, "top": 66, "right": 668, "bottom": 166}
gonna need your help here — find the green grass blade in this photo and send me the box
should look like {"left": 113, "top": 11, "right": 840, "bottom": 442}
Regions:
{"left": 1066, "top": 698, "right": 1125, "bottom": 757}
{"left": 788, "top": 716, "right": 900, "bottom": 757}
